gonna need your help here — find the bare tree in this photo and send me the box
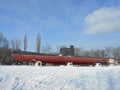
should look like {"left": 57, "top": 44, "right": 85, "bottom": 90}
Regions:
{"left": 79, "top": 47, "right": 85, "bottom": 57}
{"left": 24, "top": 34, "right": 27, "bottom": 51}
{"left": 0, "top": 33, "right": 9, "bottom": 64}
{"left": 56, "top": 46, "right": 60, "bottom": 54}
{"left": 0, "top": 33, "right": 9, "bottom": 48}
{"left": 11, "top": 40, "right": 15, "bottom": 50}
{"left": 74, "top": 48, "right": 80, "bottom": 56}
{"left": 15, "top": 39, "right": 21, "bottom": 50}
{"left": 105, "top": 47, "right": 113, "bottom": 58}
{"left": 74, "top": 48, "right": 107, "bottom": 58}
{"left": 41, "top": 43, "right": 51, "bottom": 54}
{"left": 83, "top": 50, "right": 89, "bottom": 57}
{"left": 98, "top": 50, "right": 106, "bottom": 58}
{"left": 36, "top": 33, "right": 41, "bottom": 53}
{"left": 112, "top": 47, "right": 120, "bottom": 59}
{"left": 88, "top": 49, "right": 95, "bottom": 57}
{"left": 0, "top": 33, "right": 2, "bottom": 46}
{"left": 95, "top": 50, "right": 103, "bottom": 58}
{"left": 11, "top": 39, "right": 21, "bottom": 51}
{"left": 117, "top": 46, "right": 120, "bottom": 58}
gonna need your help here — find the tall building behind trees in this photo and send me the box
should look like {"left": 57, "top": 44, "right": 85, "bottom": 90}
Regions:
{"left": 60, "top": 45, "right": 75, "bottom": 56}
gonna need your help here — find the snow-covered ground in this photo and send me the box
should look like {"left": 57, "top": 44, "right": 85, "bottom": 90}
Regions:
{"left": 0, "top": 66, "right": 120, "bottom": 90}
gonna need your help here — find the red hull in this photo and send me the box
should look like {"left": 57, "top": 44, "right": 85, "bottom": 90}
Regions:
{"left": 13, "top": 54, "right": 109, "bottom": 66}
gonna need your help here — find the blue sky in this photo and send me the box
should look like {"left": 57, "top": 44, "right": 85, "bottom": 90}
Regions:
{"left": 0, "top": 0, "right": 120, "bottom": 52}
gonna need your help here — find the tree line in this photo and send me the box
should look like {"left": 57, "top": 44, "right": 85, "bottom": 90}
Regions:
{"left": 11, "top": 33, "right": 41, "bottom": 53}
{"left": 74, "top": 47, "right": 120, "bottom": 59}
{"left": 0, "top": 32, "right": 120, "bottom": 64}
{"left": 0, "top": 32, "right": 42, "bottom": 64}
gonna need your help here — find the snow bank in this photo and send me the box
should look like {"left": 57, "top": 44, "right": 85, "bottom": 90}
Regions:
{"left": 0, "top": 66, "right": 120, "bottom": 90}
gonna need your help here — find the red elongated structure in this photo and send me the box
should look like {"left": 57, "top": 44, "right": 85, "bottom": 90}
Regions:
{"left": 13, "top": 54, "right": 110, "bottom": 66}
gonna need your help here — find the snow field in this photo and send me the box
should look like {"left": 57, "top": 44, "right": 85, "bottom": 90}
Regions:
{"left": 0, "top": 66, "right": 120, "bottom": 90}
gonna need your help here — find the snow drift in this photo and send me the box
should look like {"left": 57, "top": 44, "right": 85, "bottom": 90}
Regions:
{"left": 0, "top": 66, "right": 120, "bottom": 90}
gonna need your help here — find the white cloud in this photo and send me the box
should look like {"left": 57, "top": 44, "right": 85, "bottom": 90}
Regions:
{"left": 84, "top": 7, "right": 120, "bottom": 35}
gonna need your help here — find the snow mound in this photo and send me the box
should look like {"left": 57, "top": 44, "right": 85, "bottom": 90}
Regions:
{"left": 0, "top": 66, "right": 120, "bottom": 90}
